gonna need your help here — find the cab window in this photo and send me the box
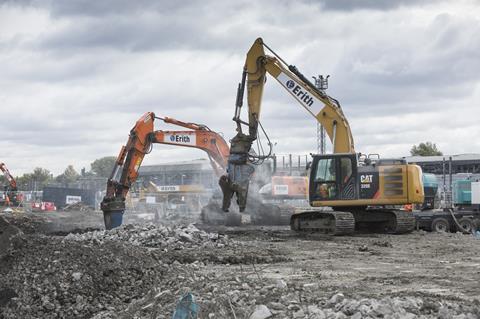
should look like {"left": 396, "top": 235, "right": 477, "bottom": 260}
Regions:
{"left": 315, "top": 158, "right": 335, "bottom": 182}
{"left": 314, "top": 158, "right": 337, "bottom": 200}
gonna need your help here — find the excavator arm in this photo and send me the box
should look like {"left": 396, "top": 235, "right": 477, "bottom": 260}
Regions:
{"left": 221, "top": 37, "right": 355, "bottom": 212}
{"left": 0, "top": 163, "right": 17, "bottom": 191}
{"left": 101, "top": 112, "right": 230, "bottom": 229}
{"left": 0, "top": 162, "right": 22, "bottom": 207}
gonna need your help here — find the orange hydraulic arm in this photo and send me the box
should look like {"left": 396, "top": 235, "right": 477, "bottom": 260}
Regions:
{"left": 151, "top": 117, "right": 229, "bottom": 177}
{"left": 0, "top": 162, "right": 22, "bottom": 206}
{"left": 0, "top": 163, "right": 17, "bottom": 191}
{"left": 101, "top": 112, "right": 229, "bottom": 229}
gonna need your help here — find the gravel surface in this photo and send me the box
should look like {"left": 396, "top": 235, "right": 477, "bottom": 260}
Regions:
{"left": 0, "top": 212, "right": 479, "bottom": 318}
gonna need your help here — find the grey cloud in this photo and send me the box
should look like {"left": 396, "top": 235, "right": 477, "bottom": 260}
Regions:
{"left": 19, "top": 1, "right": 327, "bottom": 54}
{"left": 315, "top": 0, "right": 437, "bottom": 11}
{"left": 0, "top": 54, "right": 105, "bottom": 83}
{"left": 0, "top": 111, "right": 115, "bottom": 146}
{"left": 324, "top": 14, "right": 480, "bottom": 112}
{"left": 40, "top": 18, "right": 219, "bottom": 52}
{"left": 35, "top": 18, "right": 248, "bottom": 55}
{"left": 48, "top": 0, "right": 197, "bottom": 17}
{"left": 0, "top": 0, "right": 193, "bottom": 16}
{"left": 4, "top": 0, "right": 254, "bottom": 53}
{"left": 1, "top": 0, "right": 479, "bottom": 174}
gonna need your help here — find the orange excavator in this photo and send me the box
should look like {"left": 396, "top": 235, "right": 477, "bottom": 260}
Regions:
{"left": 0, "top": 163, "right": 22, "bottom": 207}
{"left": 100, "top": 112, "right": 303, "bottom": 229}
{"left": 100, "top": 112, "right": 230, "bottom": 229}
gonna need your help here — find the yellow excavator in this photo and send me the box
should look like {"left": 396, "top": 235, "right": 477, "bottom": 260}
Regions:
{"left": 220, "top": 38, "right": 424, "bottom": 234}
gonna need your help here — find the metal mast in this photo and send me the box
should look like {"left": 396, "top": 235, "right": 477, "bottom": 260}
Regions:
{"left": 313, "top": 75, "right": 329, "bottom": 154}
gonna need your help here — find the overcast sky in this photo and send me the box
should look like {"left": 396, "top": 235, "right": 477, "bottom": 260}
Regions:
{"left": 1, "top": 0, "right": 479, "bottom": 175}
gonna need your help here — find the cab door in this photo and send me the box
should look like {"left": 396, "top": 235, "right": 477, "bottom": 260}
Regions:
{"left": 309, "top": 154, "right": 357, "bottom": 202}
{"left": 337, "top": 155, "right": 357, "bottom": 200}
{"left": 310, "top": 156, "right": 338, "bottom": 202}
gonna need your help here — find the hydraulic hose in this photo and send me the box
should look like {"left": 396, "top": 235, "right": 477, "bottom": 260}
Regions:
{"left": 448, "top": 208, "right": 472, "bottom": 234}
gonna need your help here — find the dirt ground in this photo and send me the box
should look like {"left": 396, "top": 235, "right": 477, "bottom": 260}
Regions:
{"left": 1, "top": 210, "right": 480, "bottom": 318}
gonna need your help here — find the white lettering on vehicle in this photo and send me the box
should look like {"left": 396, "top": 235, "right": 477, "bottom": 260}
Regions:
{"left": 276, "top": 72, "right": 323, "bottom": 117}
{"left": 164, "top": 134, "right": 196, "bottom": 146}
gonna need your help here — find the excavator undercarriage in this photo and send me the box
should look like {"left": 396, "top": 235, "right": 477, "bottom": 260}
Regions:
{"left": 290, "top": 208, "right": 415, "bottom": 235}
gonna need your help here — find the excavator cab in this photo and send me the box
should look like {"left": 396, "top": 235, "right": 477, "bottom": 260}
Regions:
{"left": 309, "top": 153, "right": 424, "bottom": 208}
{"left": 309, "top": 153, "right": 358, "bottom": 203}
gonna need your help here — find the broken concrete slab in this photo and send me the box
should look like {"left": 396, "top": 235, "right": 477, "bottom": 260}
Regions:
{"left": 249, "top": 304, "right": 272, "bottom": 319}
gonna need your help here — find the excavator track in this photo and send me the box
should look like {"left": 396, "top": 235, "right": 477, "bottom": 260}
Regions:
{"left": 250, "top": 203, "right": 295, "bottom": 226}
{"left": 291, "top": 209, "right": 415, "bottom": 235}
{"left": 387, "top": 210, "right": 416, "bottom": 234}
{"left": 290, "top": 211, "right": 355, "bottom": 235}
{"left": 351, "top": 209, "right": 416, "bottom": 234}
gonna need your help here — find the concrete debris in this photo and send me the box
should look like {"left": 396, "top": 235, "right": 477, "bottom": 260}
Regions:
{"left": 358, "top": 244, "right": 369, "bottom": 252}
{"left": 90, "top": 283, "right": 480, "bottom": 319}
{"left": 249, "top": 304, "right": 272, "bottom": 319}
{"left": 63, "top": 223, "right": 232, "bottom": 249}
{"left": 275, "top": 279, "right": 288, "bottom": 290}
{"left": 71, "top": 272, "right": 82, "bottom": 281}
{"left": 0, "top": 213, "right": 52, "bottom": 234}
{"left": 328, "top": 293, "right": 345, "bottom": 305}
{"left": 1, "top": 212, "right": 480, "bottom": 318}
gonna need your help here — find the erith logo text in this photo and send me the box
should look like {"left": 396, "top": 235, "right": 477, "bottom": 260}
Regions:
{"left": 285, "top": 80, "right": 314, "bottom": 107}
{"left": 170, "top": 135, "right": 191, "bottom": 143}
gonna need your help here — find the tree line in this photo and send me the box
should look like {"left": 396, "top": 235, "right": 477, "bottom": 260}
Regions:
{"left": 0, "top": 156, "right": 116, "bottom": 191}
{"left": 1, "top": 141, "right": 443, "bottom": 191}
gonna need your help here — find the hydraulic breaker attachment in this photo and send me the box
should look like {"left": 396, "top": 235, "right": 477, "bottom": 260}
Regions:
{"left": 220, "top": 133, "right": 255, "bottom": 212}
{"left": 101, "top": 198, "right": 125, "bottom": 230}
{"left": 220, "top": 163, "right": 254, "bottom": 212}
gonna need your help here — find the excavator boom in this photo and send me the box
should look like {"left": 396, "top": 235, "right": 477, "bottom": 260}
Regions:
{"left": 150, "top": 129, "right": 229, "bottom": 177}
{"left": 240, "top": 38, "right": 354, "bottom": 153}
{"left": 222, "top": 38, "right": 355, "bottom": 212}
{"left": 0, "top": 163, "right": 17, "bottom": 190}
{"left": 0, "top": 162, "right": 22, "bottom": 207}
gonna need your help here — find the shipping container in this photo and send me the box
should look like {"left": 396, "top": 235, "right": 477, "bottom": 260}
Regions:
{"left": 42, "top": 186, "right": 96, "bottom": 209}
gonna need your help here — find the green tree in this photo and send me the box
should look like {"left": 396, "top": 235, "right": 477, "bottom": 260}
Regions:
{"left": 32, "top": 167, "right": 52, "bottom": 184}
{"left": 16, "top": 167, "right": 52, "bottom": 191}
{"left": 90, "top": 156, "right": 116, "bottom": 177}
{"left": 56, "top": 165, "right": 80, "bottom": 185}
{"left": 410, "top": 142, "right": 443, "bottom": 156}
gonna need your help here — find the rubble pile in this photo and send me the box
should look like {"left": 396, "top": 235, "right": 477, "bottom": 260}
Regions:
{"left": 0, "top": 213, "right": 47, "bottom": 234}
{"left": 0, "top": 217, "right": 23, "bottom": 256}
{"left": 63, "top": 223, "right": 234, "bottom": 249}
{"left": 0, "top": 218, "right": 288, "bottom": 318}
{"left": 307, "top": 293, "right": 480, "bottom": 319}
{"left": 1, "top": 213, "right": 479, "bottom": 318}
{"left": 0, "top": 235, "right": 173, "bottom": 319}
{"left": 92, "top": 276, "right": 480, "bottom": 319}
